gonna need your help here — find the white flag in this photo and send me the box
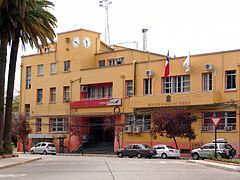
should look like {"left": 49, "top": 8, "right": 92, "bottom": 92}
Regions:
{"left": 183, "top": 53, "right": 190, "bottom": 72}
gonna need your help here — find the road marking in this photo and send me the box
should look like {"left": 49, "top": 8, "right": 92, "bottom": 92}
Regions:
{"left": 0, "top": 174, "right": 26, "bottom": 178}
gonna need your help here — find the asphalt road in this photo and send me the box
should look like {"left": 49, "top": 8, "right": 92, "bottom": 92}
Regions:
{"left": 0, "top": 155, "right": 239, "bottom": 180}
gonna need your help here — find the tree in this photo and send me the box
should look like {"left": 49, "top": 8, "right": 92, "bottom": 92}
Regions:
{"left": 2, "top": 0, "right": 57, "bottom": 154}
{"left": 152, "top": 108, "right": 197, "bottom": 149}
{"left": 11, "top": 114, "right": 31, "bottom": 153}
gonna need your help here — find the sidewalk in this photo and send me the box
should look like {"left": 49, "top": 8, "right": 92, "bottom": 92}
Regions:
{"left": 188, "top": 159, "right": 240, "bottom": 172}
{"left": 0, "top": 154, "right": 42, "bottom": 170}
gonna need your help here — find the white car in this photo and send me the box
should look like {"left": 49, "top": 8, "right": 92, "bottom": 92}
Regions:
{"left": 153, "top": 144, "right": 180, "bottom": 159}
{"left": 30, "top": 142, "right": 56, "bottom": 155}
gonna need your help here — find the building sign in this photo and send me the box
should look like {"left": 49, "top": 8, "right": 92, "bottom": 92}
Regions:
{"left": 70, "top": 98, "right": 122, "bottom": 109}
{"left": 148, "top": 101, "right": 191, "bottom": 107}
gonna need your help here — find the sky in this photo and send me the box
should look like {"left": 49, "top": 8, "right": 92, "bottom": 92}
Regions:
{"left": 12, "top": 0, "right": 240, "bottom": 92}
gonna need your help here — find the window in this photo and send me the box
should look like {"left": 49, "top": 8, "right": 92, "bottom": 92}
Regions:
{"left": 36, "top": 118, "right": 42, "bottom": 132}
{"left": 116, "top": 57, "right": 124, "bottom": 65}
{"left": 163, "top": 75, "right": 190, "bottom": 94}
{"left": 108, "top": 86, "right": 112, "bottom": 98}
{"left": 50, "top": 87, "right": 56, "bottom": 102}
{"left": 26, "top": 66, "right": 31, "bottom": 89}
{"left": 87, "top": 87, "right": 97, "bottom": 99}
{"left": 37, "top": 89, "right": 43, "bottom": 103}
{"left": 64, "top": 60, "right": 71, "bottom": 72}
{"left": 98, "top": 86, "right": 105, "bottom": 98}
{"left": 98, "top": 60, "right": 105, "bottom": 67}
{"left": 125, "top": 80, "right": 133, "bottom": 97}
{"left": 108, "top": 59, "right": 115, "bottom": 66}
{"left": 144, "top": 78, "right": 152, "bottom": 95}
{"left": 25, "top": 104, "right": 30, "bottom": 118}
{"left": 50, "top": 63, "right": 57, "bottom": 74}
{"left": 37, "top": 64, "right": 44, "bottom": 76}
{"left": 225, "top": 70, "right": 236, "bottom": 90}
{"left": 50, "top": 117, "right": 68, "bottom": 132}
{"left": 126, "top": 114, "right": 151, "bottom": 132}
{"left": 63, "top": 86, "right": 70, "bottom": 101}
{"left": 202, "top": 73, "right": 212, "bottom": 91}
{"left": 203, "top": 112, "right": 236, "bottom": 131}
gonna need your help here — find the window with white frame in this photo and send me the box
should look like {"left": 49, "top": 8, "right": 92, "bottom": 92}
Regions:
{"left": 225, "top": 70, "right": 236, "bottom": 90}
{"left": 125, "top": 115, "right": 151, "bottom": 132}
{"left": 202, "top": 112, "right": 236, "bottom": 131}
{"left": 50, "top": 87, "right": 56, "bottom": 102}
{"left": 98, "top": 86, "right": 105, "bottom": 98}
{"left": 50, "top": 117, "right": 68, "bottom": 132}
{"left": 26, "top": 66, "right": 31, "bottom": 89}
{"left": 202, "top": 73, "right": 212, "bottom": 91}
{"left": 37, "top": 64, "right": 44, "bottom": 76}
{"left": 98, "top": 60, "right": 105, "bottom": 67}
{"left": 108, "top": 59, "right": 115, "bottom": 66}
{"left": 144, "top": 78, "right": 152, "bottom": 95}
{"left": 36, "top": 118, "right": 42, "bottom": 132}
{"left": 64, "top": 60, "right": 71, "bottom": 72}
{"left": 50, "top": 63, "right": 57, "bottom": 74}
{"left": 163, "top": 75, "right": 190, "bottom": 94}
{"left": 63, "top": 86, "right": 70, "bottom": 101}
{"left": 125, "top": 80, "right": 133, "bottom": 97}
{"left": 115, "top": 57, "right": 124, "bottom": 65}
{"left": 87, "top": 87, "right": 96, "bottom": 99}
{"left": 37, "top": 89, "right": 43, "bottom": 103}
{"left": 108, "top": 86, "right": 112, "bottom": 98}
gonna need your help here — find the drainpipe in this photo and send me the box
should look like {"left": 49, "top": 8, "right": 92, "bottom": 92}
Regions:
{"left": 133, "top": 60, "right": 137, "bottom": 96}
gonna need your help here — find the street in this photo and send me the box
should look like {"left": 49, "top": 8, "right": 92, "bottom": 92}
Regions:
{"left": 0, "top": 154, "right": 239, "bottom": 180}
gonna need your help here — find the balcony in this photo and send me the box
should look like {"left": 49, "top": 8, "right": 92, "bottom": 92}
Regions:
{"left": 129, "top": 90, "right": 222, "bottom": 108}
{"left": 70, "top": 98, "right": 122, "bottom": 109}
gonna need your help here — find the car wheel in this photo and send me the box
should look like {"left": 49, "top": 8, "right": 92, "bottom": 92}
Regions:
{"left": 43, "top": 150, "right": 47, "bottom": 155}
{"left": 137, "top": 153, "right": 142, "bottom": 158}
{"left": 118, "top": 152, "right": 123, "bottom": 158}
{"left": 30, "top": 150, "right": 34, "bottom": 154}
{"left": 161, "top": 153, "right": 167, "bottom": 159}
{"left": 217, "top": 153, "right": 222, "bottom": 159}
{"left": 192, "top": 153, "right": 199, "bottom": 160}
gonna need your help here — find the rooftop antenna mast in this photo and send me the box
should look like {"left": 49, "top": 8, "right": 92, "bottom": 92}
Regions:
{"left": 99, "top": 0, "right": 112, "bottom": 46}
{"left": 142, "top": 29, "right": 148, "bottom": 52}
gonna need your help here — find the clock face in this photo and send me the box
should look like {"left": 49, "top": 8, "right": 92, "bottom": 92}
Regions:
{"left": 72, "top": 37, "right": 80, "bottom": 48}
{"left": 83, "top": 37, "right": 91, "bottom": 48}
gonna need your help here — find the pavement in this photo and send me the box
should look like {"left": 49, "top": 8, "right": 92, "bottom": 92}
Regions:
{"left": 188, "top": 159, "right": 240, "bottom": 172}
{"left": 0, "top": 153, "right": 240, "bottom": 172}
{"left": 0, "top": 154, "right": 42, "bottom": 170}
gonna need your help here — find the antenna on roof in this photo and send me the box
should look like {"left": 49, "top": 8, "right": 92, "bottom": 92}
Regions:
{"left": 142, "top": 29, "right": 148, "bottom": 52}
{"left": 99, "top": 0, "right": 112, "bottom": 46}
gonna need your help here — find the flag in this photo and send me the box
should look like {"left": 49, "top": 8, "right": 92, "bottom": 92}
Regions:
{"left": 183, "top": 53, "right": 190, "bottom": 73}
{"left": 164, "top": 50, "right": 170, "bottom": 77}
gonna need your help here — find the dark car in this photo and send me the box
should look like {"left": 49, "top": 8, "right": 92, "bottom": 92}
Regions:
{"left": 116, "top": 144, "right": 157, "bottom": 158}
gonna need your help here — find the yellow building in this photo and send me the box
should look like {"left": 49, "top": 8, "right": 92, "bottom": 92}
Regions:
{"left": 20, "top": 28, "right": 240, "bottom": 157}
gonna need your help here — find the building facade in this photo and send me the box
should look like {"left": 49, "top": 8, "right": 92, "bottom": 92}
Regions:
{"left": 19, "top": 28, "right": 240, "bottom": 157}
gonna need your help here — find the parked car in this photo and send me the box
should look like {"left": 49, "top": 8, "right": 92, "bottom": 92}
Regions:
{"left": 116, "top": 144, "right": 157, "bottom": 158}
{"left": 191, "top": 139, "right": 236, "bottom": 160}
{"left": 153, "top": 144, "right": 180, "bottom": 159}
{"left": 30, "top": 142, "right": 56, "bottom": 155}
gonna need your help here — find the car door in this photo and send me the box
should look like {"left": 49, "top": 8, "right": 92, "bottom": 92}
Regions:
{"left": 34, "top": 143, "right": 41, "bottom": 153}
{"left": 39, "top": 143, "right": 47, "bottom": 154}
{"left": 200, "top": 144, "right": 211, "bottom": 158}
{"left": 132, "top": 145, "right": 140, "bottom": 156}
{"left": 124, "top": 145, "right": 133, "bottom": 157}
{"left": 156, "top": 145, "right": 164, "bottom": 156}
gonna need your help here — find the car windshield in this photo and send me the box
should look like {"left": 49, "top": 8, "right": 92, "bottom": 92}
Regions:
{"left": 166, "top": 146, "right": 174, "bottom": 149}
{"left": 142, "top": 144, "right": 151, "bottom": 149}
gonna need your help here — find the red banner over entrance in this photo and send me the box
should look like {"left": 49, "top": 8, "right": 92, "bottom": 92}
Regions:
{"left": 70, "top": 98, "right": 122, "bottom": 109}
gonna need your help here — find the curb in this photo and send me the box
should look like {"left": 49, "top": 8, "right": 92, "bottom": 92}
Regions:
{"left": 187, "top": 160, "right": 240, "bottom": 172}
{"left": 57, "top": 153, "right": 116, "bottom": 158}
{"left": 0, "top": 157, "right": 42, "bottom": 170}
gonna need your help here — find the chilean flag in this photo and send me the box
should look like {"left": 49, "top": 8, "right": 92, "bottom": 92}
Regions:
{"left": 164, "top": 50, "right": 170, "bottom": 77}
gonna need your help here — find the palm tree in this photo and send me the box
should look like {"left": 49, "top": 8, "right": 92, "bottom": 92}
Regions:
{"left": 1, "top": 0, "right": 57, "bottom": 154}
{"left": 0, "top": 0, "right": 23, "bottom": 154}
